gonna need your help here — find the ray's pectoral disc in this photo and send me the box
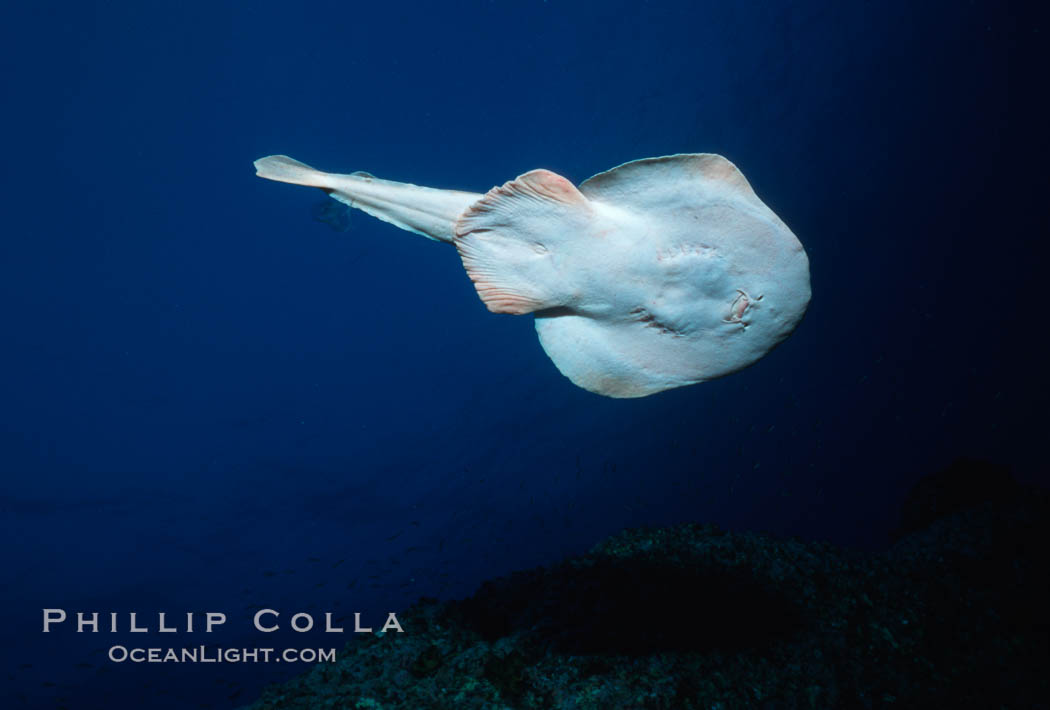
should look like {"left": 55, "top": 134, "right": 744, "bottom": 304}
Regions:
{"left": 254, "top": 153, "right": 811, "bottom": 398}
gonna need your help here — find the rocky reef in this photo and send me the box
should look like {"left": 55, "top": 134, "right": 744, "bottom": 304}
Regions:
{"left": 243, "top": 464, "right": 1048, "bottom": 709}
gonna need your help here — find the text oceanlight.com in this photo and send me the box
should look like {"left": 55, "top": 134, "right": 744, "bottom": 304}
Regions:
{"left": 108, "top": 646, "right": 336, "bottom": 664}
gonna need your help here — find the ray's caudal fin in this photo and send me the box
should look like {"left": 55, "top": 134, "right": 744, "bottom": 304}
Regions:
{"left": 254, "top": 155, "right": 480, "bottom": 243}
{"left": 253, "top": 155, "right": 327, "bottom": 187}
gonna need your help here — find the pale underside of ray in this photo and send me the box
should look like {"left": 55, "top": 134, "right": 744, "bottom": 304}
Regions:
{"left": 253, "top": 153, "right": 811, "bottom": 398}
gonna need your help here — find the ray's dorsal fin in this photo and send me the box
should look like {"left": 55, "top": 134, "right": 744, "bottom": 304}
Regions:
{"left": 454, "top": 170, "right": 590, "bottom": 315}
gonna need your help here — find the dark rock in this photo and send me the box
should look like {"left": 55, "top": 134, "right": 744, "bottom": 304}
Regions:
{"left": 892, "top": 457, "right": 1020, "bottom": 541}
{"left": 243, "top": 477, "right": 1049, "bottom": 709}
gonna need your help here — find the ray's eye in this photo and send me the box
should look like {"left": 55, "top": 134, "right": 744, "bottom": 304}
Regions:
{"left": 725, "top": 289, "right": 752, "bottom": 323}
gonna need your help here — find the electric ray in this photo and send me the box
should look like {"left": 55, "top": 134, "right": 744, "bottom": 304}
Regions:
{"left": 254, "top": 154, "right": 810, "bottom": 398}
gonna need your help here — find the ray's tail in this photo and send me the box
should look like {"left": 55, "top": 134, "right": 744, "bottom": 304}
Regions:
{"left": 253, "top": 154, "right": 481, "bottom": 243}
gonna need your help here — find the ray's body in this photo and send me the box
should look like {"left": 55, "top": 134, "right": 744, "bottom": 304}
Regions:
{"left": 254, "top": 154, "right": 810, "bottom": 397}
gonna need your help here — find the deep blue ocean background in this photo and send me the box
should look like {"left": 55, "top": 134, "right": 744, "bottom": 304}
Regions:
{"left": 1, "top": 1, "right": 1045, "bottom": 707}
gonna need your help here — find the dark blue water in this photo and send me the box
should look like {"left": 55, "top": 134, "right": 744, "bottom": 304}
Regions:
{"left": 1, "top": 1, "right": 1044, "bottom": 707}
